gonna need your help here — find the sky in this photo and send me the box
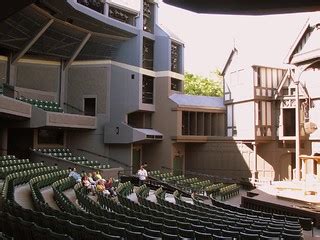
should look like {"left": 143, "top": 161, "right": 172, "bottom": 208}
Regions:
{"left": 157, "top": 1, "right": 319, "bottom": 77}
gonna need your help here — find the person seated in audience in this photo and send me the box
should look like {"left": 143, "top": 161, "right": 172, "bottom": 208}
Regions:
{"left": 87, "top": 172, "right": 96, "bottom": 185}
{"left": 95, "top": 171, "right": 103, "bottom": 180}
{"left": 96, "top": 179, "right": 110, "bottom": 196}
{"left": 81, "top": 175, "right": 95, "bottom": 195}
{"left": 104, "top": 178, "right": 116, "bottom": 196}
{"left": 68, "top": 167, "right": 81, "bottom": 183}
{"left": 92, "top": 171, "right": 102, "bottom": 181}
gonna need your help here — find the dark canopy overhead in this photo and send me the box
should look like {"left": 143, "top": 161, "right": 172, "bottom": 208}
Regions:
{"left": 0, "top": 3, "right": 132, "bottom": 61}
{"left": 0, "top": 0, "right": 36, "bottom": 22}
{"left": 163, "top": 0, "right": 320, "bottom": 15}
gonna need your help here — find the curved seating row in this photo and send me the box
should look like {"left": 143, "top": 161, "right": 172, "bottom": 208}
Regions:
{"left": 29, "top": 170, "right": 69, "bottom": 210}
{"left": 0, "top": 162, "right": 44, "bottom": 179}
{"left": 0, "top": 155, "right": 308, "bottom": 240}
{"left": 35, "top": 148, "right": 110, "bottom": 169}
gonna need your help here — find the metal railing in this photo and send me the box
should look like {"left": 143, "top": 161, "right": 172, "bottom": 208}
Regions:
{"left": 63, "top": 102, "right": 84, "bottom": 114}
{"left": 77, "top": 148, "right": 132, "bottom": 170}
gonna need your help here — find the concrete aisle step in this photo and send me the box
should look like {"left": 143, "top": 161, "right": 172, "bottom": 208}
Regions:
{"left": 63, "top": 188, "right": 80, "bottom": 208}
{"left": 0, "top": 180, "right": 4, "bottom": 191}
{"left": 14, "top": 184, "right": 34, "bottom": 210}
{"left": 40, "top": 186, "right": 60, "bottom": 210}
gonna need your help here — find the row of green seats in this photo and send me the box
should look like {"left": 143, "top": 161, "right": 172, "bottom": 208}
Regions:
{"left": 0, "top": 162, "right": 45, "bottom": 179}
{"left": 17, "top": 97, "right": 59, "bottom": 107}
{"left": 48, "top": 152, "right": 73, "bottom": 157}
{"left": 36, "top": 148, "right": 71, "bottom": 153}
{"left": 17, "top": 97, "right": 63, "bottom": 112}
{"left": 0, "top": 158, "right": 29, "bottom": 167}
{"left": 0, "top": 155, "right": 16, "bottom": 161}
{"left": 36, "top": 148, "right": 110, "bottom": 169}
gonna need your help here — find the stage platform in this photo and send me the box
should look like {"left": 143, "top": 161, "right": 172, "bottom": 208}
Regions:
{"left": 241, "top": 180, "right": 320, "bottom": 228}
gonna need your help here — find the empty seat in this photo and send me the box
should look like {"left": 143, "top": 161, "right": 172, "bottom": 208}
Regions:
{"left": 239, "top": 232, "right": 259, "bottom": 240}
{"left": 195, "top": 231, "right": 213, "bottom": 240}
{"left": 161, "top": 232, "right": 179, "bottom": 240}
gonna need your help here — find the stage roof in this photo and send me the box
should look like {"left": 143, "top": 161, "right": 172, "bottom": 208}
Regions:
{"left": 0, "top": 3, "right": 132, "bottom": 61}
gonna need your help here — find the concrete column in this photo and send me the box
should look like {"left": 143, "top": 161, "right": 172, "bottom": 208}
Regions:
{"left": 104, "top": 1, "right": 109, "bottom": 16}
{"left": 301, "top": 158, "right": 306, "bottom": 180}
{"left": 252, "top": 142, "right": 258, "bottom": 183}
{"left": 295, "top": 81, "right": 301, "bottom": 180}
{"left": 58, "top": 60, "right": 66, "bottom": 108}
{"left": 0, "top": 128, "right": 8, "bottom": 155}
{"left": 7, "top": 54, "right": 17, "bottom": 86}
{"left": 136, "top": 0, "right": 144, "bottom": 30}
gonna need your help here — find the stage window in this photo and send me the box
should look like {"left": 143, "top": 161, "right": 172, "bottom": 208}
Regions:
{"left": 143, "top": 0, "right": 154, "bottom": 33}
{"left": 84, "top": 97, "right": 96, "bottom": 116}
{"left": 77, "top": 0, "right": 104, "bottom": 14}
{"left": 171, "top": 42, "right": 181, "bottom": 73}
{"left": 143, "top": 38, "right": 154, "bottom": 70}
{"left": 182, "top": 111, "right": 224, "bottom": 136}
{"left": 171, "top": 78, "right": 182, "bottom": 92}
{"left": 108, "top": 6, "right": 137, "bottom": 26}
{"left": 142, "top": 75, "right": 154, "bottom": 104}
{"left": 128, "top": 111, "right": 152, "bottom": 129}
{"left": 283, "top": 108, "right": 295, "bottom": 136}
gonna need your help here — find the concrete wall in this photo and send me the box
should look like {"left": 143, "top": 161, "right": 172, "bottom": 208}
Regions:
{"left": 67, "top": 114, "right": 109, "bottom": 163}
{"left": 109, "top": 144, "right": 132, "bottom": 171}
{"left": 14, "top": 87, "right": 56, "bottom": 101}
{"left": 185, "top": 140, "right": 311, "bottom": 181}
{"left": 16, "top": 62, "right": 59, "bottom": 93}
{"left": 67, "top": 65, "right": 109, "bottom": 114}
{"left": 185, "top": 141, "right": 253, "bottom": 179}
{"left": 142, "top": 76, "right": 178, "bottom": 170}
{"left": 154, "top": 33, "right": 170, "bottom": 72}
{"left": 109, "top": 65, "right": 140, "bottom": 121}
{"left": 0, "top": 60, "right": 6, "bottom": 83}
{"left": 115, "top": 36, "right": 141, "bottom": 67}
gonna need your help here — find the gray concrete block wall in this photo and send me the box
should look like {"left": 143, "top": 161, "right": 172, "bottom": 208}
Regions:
{"left": 109, "top": 144, "right": 132, "bottom": 172}
{"left": 67, "top": 65, "right": 109, "bottom": 114}
{"left": 141, "top": 76, "right": 179, "bottom": 170}
{"left": 109, "top": 65, "right": 140, "bottom": 122}
{"left": 115, "top": 36, "right": 141, "bottom": 67}
{"left": 185, "top": 142, "right": 253, "bottom": 179}
{"left": 16, "top": 63, "right": 59, "bottom": 92}
{"left": 185, "top": 141, "right": 312, "bottom": 181}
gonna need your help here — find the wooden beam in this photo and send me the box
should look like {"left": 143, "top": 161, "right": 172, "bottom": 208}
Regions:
{"left": 64, "top": 33, "right": 91, "bottom": 70}
{"left": 11, "top": 19, "right": 54, "bottom": 65}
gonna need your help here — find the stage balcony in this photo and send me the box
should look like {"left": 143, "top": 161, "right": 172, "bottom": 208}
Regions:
{"left": 0, "top": 84, "right": 32, "bottom": 119}
{"left": 0, "top": 95, "right": 32, "bottom": 119}
{"left": 28, "top": 106, "right": 97, "bottom": 129}
{"left": 105, "top": 123, "right": 162, "bottom": 144}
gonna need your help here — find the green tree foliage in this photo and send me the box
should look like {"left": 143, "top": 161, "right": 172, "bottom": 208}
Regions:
{"left": 184, "top": 71, "right": 223, "bottom": 97}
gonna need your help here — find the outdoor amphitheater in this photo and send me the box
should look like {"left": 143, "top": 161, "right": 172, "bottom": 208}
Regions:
{"left": 1, "top": 0, "right": 320, "bottom": 239}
